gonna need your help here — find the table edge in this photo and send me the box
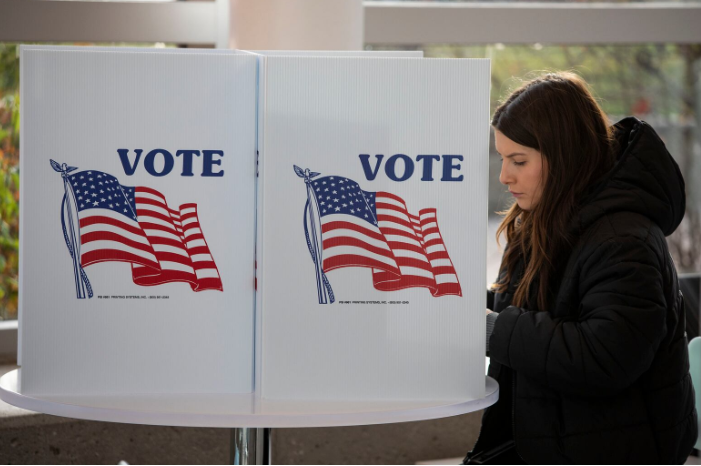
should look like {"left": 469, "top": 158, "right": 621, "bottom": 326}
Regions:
{"left": 0, "top": 369, "right": 498, "bottom": 428}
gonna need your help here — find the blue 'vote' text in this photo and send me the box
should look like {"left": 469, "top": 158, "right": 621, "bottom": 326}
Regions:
{"left": 359, "top": 154, "right": 463, "bottom": 182}
{"left": 117, "top": 149, "right": 225, "bottom": 177}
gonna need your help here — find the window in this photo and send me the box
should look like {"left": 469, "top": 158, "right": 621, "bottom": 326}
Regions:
{"left": 1, "top": 0, "right": 699, "bottom": 318}
{"left": 0, "top": 42, "right": 184, "bottom": 323}
{"left": 366, "top": 40, "right": 701, "bottom": 280}
{"left": 0, "top": 1, "right": 228, "bottom": 352}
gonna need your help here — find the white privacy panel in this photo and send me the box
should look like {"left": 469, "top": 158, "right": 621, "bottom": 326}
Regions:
{"left": 20, "top": 47, "right": 257, "bottom": 395}
{"left": 257, "top": 56, "right": 490, "bottom": 401}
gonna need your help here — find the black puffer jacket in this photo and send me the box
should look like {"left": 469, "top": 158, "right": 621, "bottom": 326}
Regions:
{"left": 466, "top": 117, "right": 698, "bottom": 464}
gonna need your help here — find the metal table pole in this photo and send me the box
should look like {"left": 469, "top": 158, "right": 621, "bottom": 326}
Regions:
{"left": 230, "top": 428, "right": 272, "bottom": 465}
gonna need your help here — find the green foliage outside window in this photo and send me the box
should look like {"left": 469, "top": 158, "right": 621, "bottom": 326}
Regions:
{"left": 0, "top": 44, "right": 19, "bottom": 321}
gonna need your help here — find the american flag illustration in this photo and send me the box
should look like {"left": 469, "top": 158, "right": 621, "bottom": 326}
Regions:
{"left": 298, "top": 168, "right": 461, "bottom": 300}
{"left": 54, "top": 162, "right": 222, "bottom": 296}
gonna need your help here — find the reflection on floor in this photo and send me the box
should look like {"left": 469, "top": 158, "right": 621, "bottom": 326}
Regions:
{"left": 417, "top": 452, "right": 701, "bottom": 465}
{"left": 416, "top": 458, "right": 462, "bottom": 465}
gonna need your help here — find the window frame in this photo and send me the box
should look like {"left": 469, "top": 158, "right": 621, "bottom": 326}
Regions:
{"left": 0, "top": 0, "right": 230, "bottom": 48}
{"left": 364, "top": 1, "right": 701, "bottom": 45}
{"left": 0, "top": 321, "right": 17, "bottom": 363}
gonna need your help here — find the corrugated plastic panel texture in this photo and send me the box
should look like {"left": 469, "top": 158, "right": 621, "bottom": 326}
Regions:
{"left": 259, "top": 56, "right": 490, "bottom": 401}
{"left": 19, "top": 47, "right": 257, "bottom": 395}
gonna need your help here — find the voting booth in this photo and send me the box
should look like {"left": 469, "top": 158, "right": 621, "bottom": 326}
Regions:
{"left": 2, "top": 45, "right": 495, "bottom": 464}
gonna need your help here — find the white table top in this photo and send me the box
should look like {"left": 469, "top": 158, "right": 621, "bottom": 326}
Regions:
{"left": 0, "top": 369, "right": 498, "bottom": 428}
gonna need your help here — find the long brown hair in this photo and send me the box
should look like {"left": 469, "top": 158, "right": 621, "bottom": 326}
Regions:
{"left": 492, "top": 71, "right": 617, "bottom": 310}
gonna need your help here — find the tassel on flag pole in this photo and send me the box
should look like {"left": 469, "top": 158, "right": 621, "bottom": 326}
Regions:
{"left": 294, "top": 165, "right": 334, "bottom": 304}
{"left": 51, "top": 159, "right": 93, "bottom": 299}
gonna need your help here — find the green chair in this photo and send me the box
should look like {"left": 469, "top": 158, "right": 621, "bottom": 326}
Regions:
{"left": 690, "top": 336, "right": 701, "bottom": 450}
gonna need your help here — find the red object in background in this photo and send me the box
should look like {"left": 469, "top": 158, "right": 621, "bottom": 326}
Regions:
{"left": 631, "top": 98, "right": 651, "bottom": 116}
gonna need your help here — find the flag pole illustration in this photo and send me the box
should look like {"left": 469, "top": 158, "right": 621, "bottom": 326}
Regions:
{"left": 294, "top": 165, "right": 334, "bottom": 304}
{"left": 51, "top": 159, "right": 93, "bottom": 299}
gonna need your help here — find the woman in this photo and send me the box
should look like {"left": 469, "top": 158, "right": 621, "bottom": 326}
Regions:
{"left": 464, "top": 72, "right": 698, "bottom": 464}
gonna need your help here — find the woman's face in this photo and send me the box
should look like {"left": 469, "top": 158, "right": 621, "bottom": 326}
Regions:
{"left": 495, "top": 129, "right": 548, "bottom": 212}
